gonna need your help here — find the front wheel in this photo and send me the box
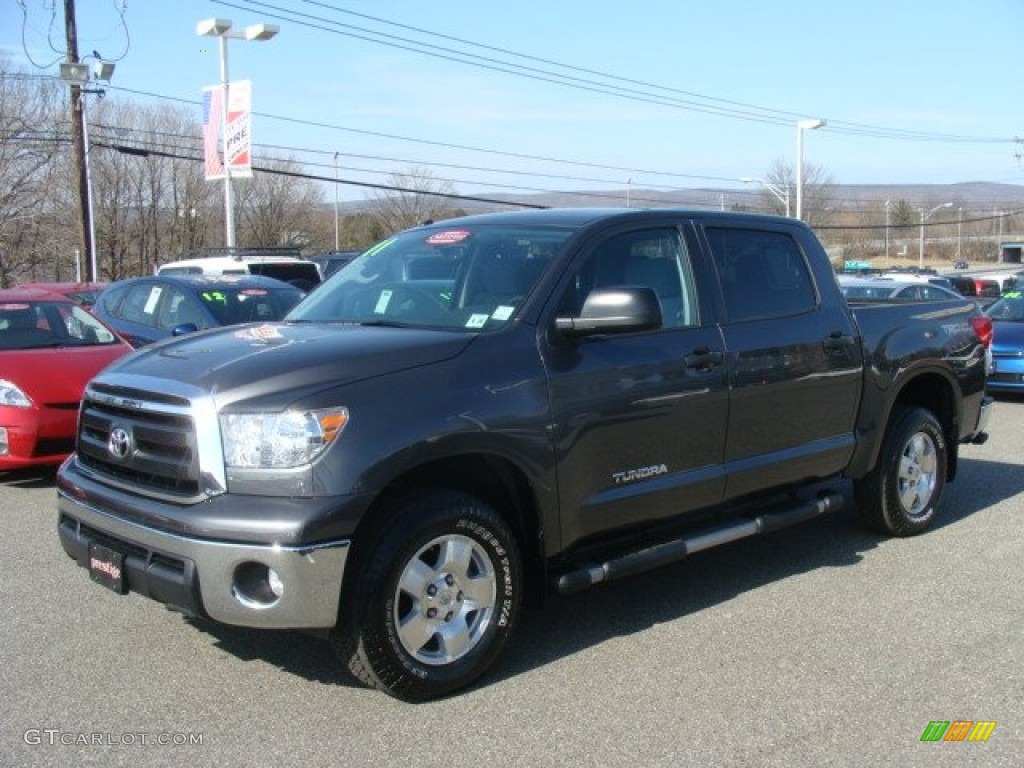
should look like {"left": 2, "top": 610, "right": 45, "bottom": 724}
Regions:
{"left": 854, "top": 407, "right": 947, "bottom": 536}
{"left": 332, "top": 490, "right": 522, "bottom": 701}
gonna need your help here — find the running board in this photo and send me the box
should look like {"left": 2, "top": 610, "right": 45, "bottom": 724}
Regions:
{"left": 555, "top": 491, "right": 844, "bottom": 595}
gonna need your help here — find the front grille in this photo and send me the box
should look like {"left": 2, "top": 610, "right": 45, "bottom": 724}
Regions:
{"left": 77, "top": 387, "right": 201, "bottom": 498}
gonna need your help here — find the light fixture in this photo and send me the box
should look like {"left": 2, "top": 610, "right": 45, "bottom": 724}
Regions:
{"left": 59, "top": 62, "right": 90, "bottom": 83}
{"left": 196, "top": 17, "right": 279, "bottom": 249}
{"left": 795, "top": 118, "right": 826, "bottom": 220}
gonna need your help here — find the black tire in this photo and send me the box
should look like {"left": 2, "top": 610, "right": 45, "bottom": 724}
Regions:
{"left": 853, "top": 407, "right": 947, "bottom": 537}
{"left": 331, "top": 490, "right": 522, "bottom": 702}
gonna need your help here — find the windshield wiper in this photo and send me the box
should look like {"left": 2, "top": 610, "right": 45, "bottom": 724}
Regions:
{"left": 357, "top": 320, "right": 412, "bottom": 328}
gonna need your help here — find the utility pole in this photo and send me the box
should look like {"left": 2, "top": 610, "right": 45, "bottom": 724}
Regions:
{"left": 64, "top": 0, "right": 95, "bottom": 281}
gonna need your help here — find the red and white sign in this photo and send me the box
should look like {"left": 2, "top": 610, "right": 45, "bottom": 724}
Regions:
{"left": 202, "top": 80, "right": 253, "bottom": 180}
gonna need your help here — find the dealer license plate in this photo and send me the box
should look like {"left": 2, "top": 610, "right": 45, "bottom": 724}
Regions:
{"left": 88, "top": 542, "right": 128, "bottom": 594}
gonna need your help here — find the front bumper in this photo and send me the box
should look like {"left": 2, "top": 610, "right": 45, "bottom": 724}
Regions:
{"left": 988, "top": 354, "right": 1024, "bottom": 391}
{"left": 58, "top": 489, "right": 350, "bottom": 629}
{"left": 1, "top": 405, "right": 77, "bottom": 469}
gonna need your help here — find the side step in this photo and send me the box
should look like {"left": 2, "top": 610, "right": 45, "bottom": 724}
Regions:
{"left": 555, "top": 491, "right": 843, "bottom": 595}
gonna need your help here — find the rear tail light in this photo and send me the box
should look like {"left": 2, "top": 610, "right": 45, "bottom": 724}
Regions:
{"left": 970, "top": 315, "right": 993, "bottom": 348}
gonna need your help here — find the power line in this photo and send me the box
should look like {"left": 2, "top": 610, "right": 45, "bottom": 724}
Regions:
{"left": 217, "top": 0, "right": 1013, "bottom": 145}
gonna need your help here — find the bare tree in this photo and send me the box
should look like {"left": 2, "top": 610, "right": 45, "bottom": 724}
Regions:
{"left": 0, "top": 61, "right": 69, "bottom": 285}
{"left": 763, "top": 157, "right": 836, "bottom": 228}
{"left": 370, "top": 165, "right": 460, "bottom": 235}
{"left": 235, "top": 154, "right": 325, "bottom": 248}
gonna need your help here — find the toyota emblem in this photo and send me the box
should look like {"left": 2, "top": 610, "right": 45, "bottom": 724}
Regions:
{"left": 107, "top": 427, "right": 132, "bottom": 460}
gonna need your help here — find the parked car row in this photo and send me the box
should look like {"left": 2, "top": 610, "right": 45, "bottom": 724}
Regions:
{"left": 1, "top": 272, "right": 312, "bottom": 471}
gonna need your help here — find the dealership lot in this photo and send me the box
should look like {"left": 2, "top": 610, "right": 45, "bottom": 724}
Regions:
{"left": 2, "top": 400, "right": 1022, "bottom": 768}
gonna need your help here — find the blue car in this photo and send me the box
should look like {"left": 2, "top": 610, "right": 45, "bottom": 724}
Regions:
{"left": 93, "top": 274, "right": 305, "bottom": 348}
{"left": 986, "top": 291, "right": 1024, "bottom": 394}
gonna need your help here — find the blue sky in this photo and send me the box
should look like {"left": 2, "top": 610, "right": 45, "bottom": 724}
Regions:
{"left": 4, "top": 0, "right": 1023, "bottom": 205}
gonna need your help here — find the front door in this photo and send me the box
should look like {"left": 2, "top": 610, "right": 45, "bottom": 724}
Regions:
{"left": 542, "top": 223, "right": 729, "bottom": 551}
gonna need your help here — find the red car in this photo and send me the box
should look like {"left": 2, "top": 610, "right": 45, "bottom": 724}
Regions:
{"left": 1, "top": 288, "right": 132, "bottom": 470}
{"left": 18, "top": 281, "right": 108, "bottom": 310}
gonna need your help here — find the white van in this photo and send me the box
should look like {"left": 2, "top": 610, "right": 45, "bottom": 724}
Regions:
{"left": 156, "top": 251, "right": 321, "bottom": 291}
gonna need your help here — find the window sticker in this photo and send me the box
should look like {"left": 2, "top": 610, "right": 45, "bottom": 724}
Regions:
{"left": 363, "top": 237, "right": 397, "bottom": 258}
{"left": 143, "top": 286, "right": 163, "bottom": 314}
{"left": 374, "top": 289, "right": 393, "bottom": 314}
{"left": 465, "top": 313, "right": 490, "bottom": 329}
{"left": 492, "top": 305, "right": 514, "bottom": 321}
{"left": 425, "top": 230, "right": 471, "bottom": 246}
{"left": 240, "top": 289, "right": 269, "bottom": 296}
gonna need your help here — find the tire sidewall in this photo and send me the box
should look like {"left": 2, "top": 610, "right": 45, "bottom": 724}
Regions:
{"left": 881, "top": 409, "right": 947, "bottom": 535}
{"left": 361, "top": 495, "right": 521, "bottom": 699}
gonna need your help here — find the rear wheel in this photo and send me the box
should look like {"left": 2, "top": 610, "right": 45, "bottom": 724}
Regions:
{"left": 854, "top": 407, "right": 947, "bottom": 536}
{"left": 332, "top": 490, "right": 522, "bottom": 701}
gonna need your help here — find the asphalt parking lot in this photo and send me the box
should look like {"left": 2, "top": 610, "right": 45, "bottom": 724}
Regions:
{"left": 2, "top": 398, "right": 1022, "bottom": 768}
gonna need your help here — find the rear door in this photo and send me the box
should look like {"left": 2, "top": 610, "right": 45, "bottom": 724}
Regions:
{"left": 542, "top": 220, "right": 729, "bottom": 551}
{"left": 700, "top": 222, "right": 864, "bottom": 499}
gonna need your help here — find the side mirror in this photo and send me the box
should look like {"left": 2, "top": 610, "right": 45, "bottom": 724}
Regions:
{"left": 555, "top": 286, "right": 662, "bottom": 337}
{"left": 171, "top": 322, "right": 199, "bottom": 337}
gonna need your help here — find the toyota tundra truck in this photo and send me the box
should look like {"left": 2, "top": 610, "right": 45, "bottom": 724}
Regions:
{"left": 57, "top": 209, "right": 992, "bottom": 701}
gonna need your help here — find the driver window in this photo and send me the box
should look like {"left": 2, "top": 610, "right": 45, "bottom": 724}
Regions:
{"left": 559, "top": 228, "right": 698, "bottom": 329}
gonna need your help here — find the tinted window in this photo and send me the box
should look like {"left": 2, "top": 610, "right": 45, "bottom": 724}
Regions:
{"left": 118, "top": 283, "right": 165, "bottom": 327}
{"left": 706, "top": 228, "right": 816, "bottom": 322}
{"left": 558, "top": 228, "right": 698, "bottom": 328}
{"left": 197, "top": 285, "right": 304, "bottom": 325}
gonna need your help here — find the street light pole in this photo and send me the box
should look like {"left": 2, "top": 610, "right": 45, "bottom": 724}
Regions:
{"left": 333, "top": 152, "right": 340, "bottom": 250}
{"left": 795, "top": 118, "right": 826, "bottom": 220}
{"left": 741, "top": 177, "right": 790, "bottom": 217}
{"left": 918, "top": 202, "right": 952, "bottom": 269}
{"left": 197, "top": 18, "right": 279, "bottom": 249}
{"left": 884, "top": 200, "right": 891, "bottom": 267}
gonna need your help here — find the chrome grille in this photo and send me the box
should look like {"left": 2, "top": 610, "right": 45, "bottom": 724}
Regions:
{"left": 77, "top": 383, "right": 201, "bottom": 499}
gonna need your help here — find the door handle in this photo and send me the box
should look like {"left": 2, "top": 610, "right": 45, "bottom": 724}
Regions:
{"left": 823, "top": 331, "right": 854, "bottom": 353}
{"left": 684, "top": 347, "right": 724, "bottom": 370}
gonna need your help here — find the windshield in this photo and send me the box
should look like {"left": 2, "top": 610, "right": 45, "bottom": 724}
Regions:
{"left": 288, "top": 224, "right": 573, "bottom": 330}
{"left": 198, "top": 285, "right": 305, "bottom": 326}
{"left": 986, "top": 292, "right": 1024, "bottom": 321}
{"left": 0, "top": 300, "right": 120, "bottom": 350}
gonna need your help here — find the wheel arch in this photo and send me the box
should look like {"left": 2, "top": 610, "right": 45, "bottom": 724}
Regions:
{"left": 851, "top": 368, "right": 962, "bottom": 482}
{"left": 343, "top": 453, "right": 547, "bottom": 607}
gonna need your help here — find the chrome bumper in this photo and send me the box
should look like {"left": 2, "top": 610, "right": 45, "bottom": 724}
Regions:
{"left": 58, "top": 490, "right": 349, "bottom": 629}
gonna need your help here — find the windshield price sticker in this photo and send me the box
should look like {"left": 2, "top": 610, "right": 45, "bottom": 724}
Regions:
{"left": 425, "top": 230, "right": 471, "bottom": 246}
{"left": 465, "top": 313, "right": 490, "bottom": 328}
{"left": 492, "top": 305, "right": 514, "bottom": 321}
{"left": 374, "top": 290, "right": 393, "bottom": 314}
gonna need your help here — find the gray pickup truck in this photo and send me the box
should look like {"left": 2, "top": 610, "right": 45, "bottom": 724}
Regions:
{"left": 57, "top": 209, "right": 992, "bottom": 701}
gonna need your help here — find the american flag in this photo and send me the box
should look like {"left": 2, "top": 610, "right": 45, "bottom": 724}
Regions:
{"left": 202, "top": 86, "right": 224, "bottom": 179}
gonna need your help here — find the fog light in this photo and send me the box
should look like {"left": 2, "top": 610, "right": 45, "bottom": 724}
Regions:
{"left": 267, "top": 568, "right": 284, "bottom": 598}
{"left": 0, "top": 427, "right": 8, "bottom": 456}
{"left": 232, "top": 562, "right": 284, "bottom": 608}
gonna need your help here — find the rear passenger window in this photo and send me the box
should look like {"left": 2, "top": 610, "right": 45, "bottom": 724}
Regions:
{"left": 705, "top": 227, "right": 816, "bottom": 322}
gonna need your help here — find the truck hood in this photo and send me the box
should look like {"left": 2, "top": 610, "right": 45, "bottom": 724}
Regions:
{"left": 102, "top": 322, "right": 474, "bottom": 406}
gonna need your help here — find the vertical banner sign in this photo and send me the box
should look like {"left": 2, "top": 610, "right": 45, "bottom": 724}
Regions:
{"left": 225, "top": 79, "right": 253, "bottom": 178}
{"left": 201, "top": 80, "right": 253, "bottom": 181}
{"left": 202, "top": 85, "right": 225, "bottom": 180}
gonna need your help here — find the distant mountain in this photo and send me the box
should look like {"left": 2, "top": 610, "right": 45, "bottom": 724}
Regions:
{"left": 334, "top": 181, "right": 1024, "bottom": 216}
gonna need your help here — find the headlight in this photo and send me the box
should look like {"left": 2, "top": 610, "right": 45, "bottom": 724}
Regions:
{"left": 0, "top": 379, "right": 32, "bottom": 408}
{"left": 220, "top": 408, "right": 349, "bottom": 468}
